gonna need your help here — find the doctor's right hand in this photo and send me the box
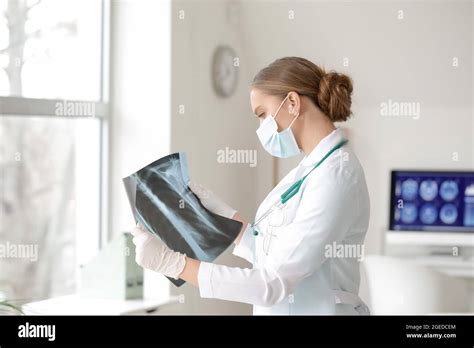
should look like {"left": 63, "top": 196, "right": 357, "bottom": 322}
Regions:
{"left": 188, "top": 180, "right": 237, "bottom": 219}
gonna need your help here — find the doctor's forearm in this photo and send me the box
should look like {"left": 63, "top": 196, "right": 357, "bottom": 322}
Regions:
{"left": 178, "top": 256, "right": 200, "bottom": 287}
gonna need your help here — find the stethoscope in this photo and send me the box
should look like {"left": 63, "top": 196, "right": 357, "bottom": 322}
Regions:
{"left": 251, "top": 138, "right": 349, "bottom": 237}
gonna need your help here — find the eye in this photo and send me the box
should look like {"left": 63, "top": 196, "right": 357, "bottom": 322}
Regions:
{"left": 257, "top": 113, "right": 265, "bottom": 118}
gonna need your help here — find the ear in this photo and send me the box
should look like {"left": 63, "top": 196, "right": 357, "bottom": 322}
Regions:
{"left": 287, "top": 91, "right": 301, "bottom": 116}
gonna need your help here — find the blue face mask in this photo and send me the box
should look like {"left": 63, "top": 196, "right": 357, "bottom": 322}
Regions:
{"left": 256, "top": 94, "right": 301, "bottom": 158}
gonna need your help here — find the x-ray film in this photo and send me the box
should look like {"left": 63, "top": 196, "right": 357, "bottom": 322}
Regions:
{"left": 123, "top": 152, "right": 243, "bottom": 287}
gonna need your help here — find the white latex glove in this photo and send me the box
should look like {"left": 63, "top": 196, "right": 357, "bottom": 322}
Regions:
{"left": 130, "top": 224, "right": 186, "bottom": 279}
{"left": 188, "top": 180, "right": 237, "bottom": 219}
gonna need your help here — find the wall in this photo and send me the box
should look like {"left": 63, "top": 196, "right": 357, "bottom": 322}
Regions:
{"left": 109, "top": 0, "right": 173, "bottom": 302}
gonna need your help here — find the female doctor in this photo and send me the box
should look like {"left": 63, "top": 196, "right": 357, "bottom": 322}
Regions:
{"left": 130, "top": 57, "right": 371, "bottom": 315}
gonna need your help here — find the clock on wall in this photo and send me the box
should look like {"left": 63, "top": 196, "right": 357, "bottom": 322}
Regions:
{"left": 211, "top": 45, "right": 238, "bottom": 98}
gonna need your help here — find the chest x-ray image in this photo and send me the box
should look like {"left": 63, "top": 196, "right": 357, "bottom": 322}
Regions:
{"left": 123, "top": 153, "right": 243, "bottom": 287}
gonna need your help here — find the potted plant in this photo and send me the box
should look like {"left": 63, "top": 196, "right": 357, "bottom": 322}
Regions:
{"left": 0, "top": 300, "right": 24, "bottom": 315}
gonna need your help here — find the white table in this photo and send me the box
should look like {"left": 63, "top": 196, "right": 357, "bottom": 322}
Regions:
{"left": 22, "top": 294, "right": 179, "bottom": 315}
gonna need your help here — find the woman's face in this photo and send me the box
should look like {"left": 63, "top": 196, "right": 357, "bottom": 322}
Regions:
{"left": 250, "top": 88, "right": 300, "bottom": 132}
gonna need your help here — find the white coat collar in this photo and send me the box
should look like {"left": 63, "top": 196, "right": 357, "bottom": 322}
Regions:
{"left": 299, "top": 127, "right": 347, "bottom": 167}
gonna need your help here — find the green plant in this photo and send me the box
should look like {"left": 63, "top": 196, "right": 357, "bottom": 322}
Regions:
{"left": 0, "top": 300, "right": 24, "bottom": 315}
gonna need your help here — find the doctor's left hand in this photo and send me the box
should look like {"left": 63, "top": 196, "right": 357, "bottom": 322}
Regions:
{"left": 130, "top": 223, "right": 187, "bottom": 280}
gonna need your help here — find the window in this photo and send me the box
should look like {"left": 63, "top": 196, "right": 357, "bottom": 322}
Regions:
{"left": 0, "top": 0, "right": 109, "bottom": 303}
{"left": 0, "top": 0, "right": 103, "bottom": 100}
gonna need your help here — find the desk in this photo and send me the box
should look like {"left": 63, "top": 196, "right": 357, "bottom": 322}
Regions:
{"left": 407, "top": 256, "right": 474, "bottom": 278}
{"left": 22, "top": 295, "right": 180, "bottom": 315}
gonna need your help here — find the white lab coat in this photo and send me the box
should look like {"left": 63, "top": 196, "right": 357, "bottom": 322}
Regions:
{"left": 197, "top": 128, "right": 371, "bottom": 315}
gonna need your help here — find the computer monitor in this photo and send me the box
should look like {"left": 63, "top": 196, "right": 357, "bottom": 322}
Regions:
{"left": 388, "top": 170, "right": 474, "bottom": 246}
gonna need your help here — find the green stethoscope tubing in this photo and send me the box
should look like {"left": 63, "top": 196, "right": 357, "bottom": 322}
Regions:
{"left": 252, "top": 138, "right": 349, "bottom": 236}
